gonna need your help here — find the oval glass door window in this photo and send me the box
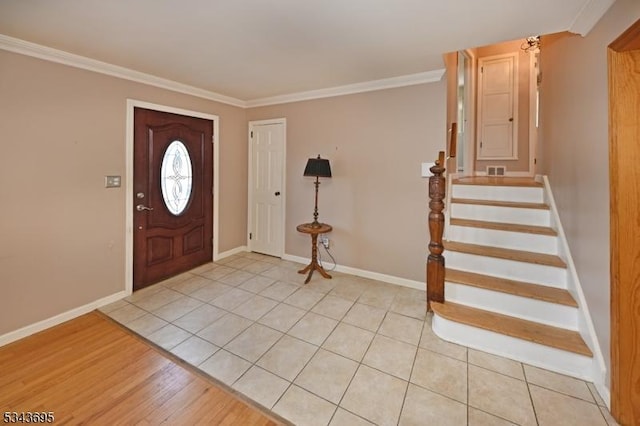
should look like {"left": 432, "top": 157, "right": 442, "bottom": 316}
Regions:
{"left": 161, "top": 140, "right": 193, "bottom": 215}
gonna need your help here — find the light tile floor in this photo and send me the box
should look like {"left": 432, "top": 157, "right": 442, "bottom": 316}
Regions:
{"left": 101, "top": 251, "right": 618, "bottom": 426}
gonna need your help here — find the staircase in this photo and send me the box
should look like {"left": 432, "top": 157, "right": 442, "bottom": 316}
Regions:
{"left": 430, "top": 176, "right": 594, "bottom": 379}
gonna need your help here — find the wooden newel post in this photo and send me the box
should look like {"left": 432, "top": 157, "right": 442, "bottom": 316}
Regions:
{"left": 427, "top": 151, "right": 446, "bottom": 311}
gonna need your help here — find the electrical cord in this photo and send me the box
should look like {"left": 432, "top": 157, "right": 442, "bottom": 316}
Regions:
{"left": 317, "top": 241, "right": 337, "bottom": 271}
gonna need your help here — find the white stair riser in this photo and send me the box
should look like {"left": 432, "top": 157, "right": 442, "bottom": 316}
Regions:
{"left": 451, "top": 204, "right": 550, "bottom": 226}
{"left": 448, "top": 225, "right": 558, "bottom": 254}
{"left": 445, "top": 251, "right": 567, "bottom": 288}
{"left": 452, "top": 185, "right": 544, "bottom": 203}
{"left": 445, "top": 282, "right": 578, "bottom": 330}
{"left": 432, "top": 314, "right": 593, "bottom": 380}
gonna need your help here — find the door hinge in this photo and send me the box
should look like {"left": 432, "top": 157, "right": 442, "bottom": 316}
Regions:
{"left": 481, "top": 66, "right": 483, "bottom": 73}
{"left": 250, "top": 131, "right": 253, "bottom": 138}
{"left": 480, "top": 141, "right": 483, "bottom": 148}
{"left": 534, "top": 158, "right": 537, "bottom": 165}
{"left": 249, "top": 233, "right": 252, "bottom": 240}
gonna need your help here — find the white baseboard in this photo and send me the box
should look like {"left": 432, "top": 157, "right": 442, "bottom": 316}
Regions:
{"left": 0, "top": 244, "right": 249, "bottom": 347}
{"left": 215, "top": 245, "right": 248, "bottom": 261}
{"left": 593, "top": 364, "right": 611, "bottom": 409}
{"left": 542, "top": 176, "right": 608, "bottom": 395}
{"left": 282, "top": 254, "right": 424, "bottom": 291}
{"left": 0, "top": 290, "right": 127, "bottom": 348}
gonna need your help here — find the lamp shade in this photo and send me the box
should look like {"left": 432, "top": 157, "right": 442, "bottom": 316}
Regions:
{"left": 303, "top": 155, "right": 332, "bottom": 178}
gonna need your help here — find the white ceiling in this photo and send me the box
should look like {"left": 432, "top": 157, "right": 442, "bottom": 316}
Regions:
{"left": 0, "top": 0, "right": 613, "bottom": 103}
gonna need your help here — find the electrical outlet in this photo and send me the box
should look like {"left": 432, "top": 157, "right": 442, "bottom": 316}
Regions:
{"left": 320, "top": 236, "right": 330, "bottom": 249}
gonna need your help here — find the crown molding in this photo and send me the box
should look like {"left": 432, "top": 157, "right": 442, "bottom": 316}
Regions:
{"left": 0, "top": 34, "right": 247, "bottom": 108}
{"left": 245, "top": 69, "right": 446, "bottom": 108}
{"left": 1, "top": 33, "right": 445, "bottom": 109}
{"left": 569, "top": 0, "right": 615, "bottom": 36}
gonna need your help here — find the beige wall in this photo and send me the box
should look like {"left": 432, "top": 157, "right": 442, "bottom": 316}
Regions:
{"left": 538, "top": 0, "right": 640, "bottom": 386}
{"left": 247, "top": 83, "right": 446, "bottom": 282}
{"left": 475, "top": 39, "right": 532, "bottom": 173}
{"left": 0, "top": 49, "right": 446, "bottom": 337}
{"left": 0, "top": 50, "right": 248, "bottom": 335}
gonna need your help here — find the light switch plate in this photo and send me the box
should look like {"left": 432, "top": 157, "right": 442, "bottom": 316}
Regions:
{"left": 421, "top": 163, "right": 431, "bottom": 177}
{"left": 105, "top": 175, "right": 121, "bottom": 188}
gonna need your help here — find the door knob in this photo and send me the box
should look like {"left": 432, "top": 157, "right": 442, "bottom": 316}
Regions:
{"left": 136, "top": 204, "right": 154, "bottom": 212}
{"left": 509, "top": 117, "right": 514, "bottom": 122}
{"left": 275, "top": 191, "right": 281, "bottom": 196}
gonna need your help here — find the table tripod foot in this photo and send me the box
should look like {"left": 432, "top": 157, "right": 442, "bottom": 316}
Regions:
{"left": 317, "top": 266, "right": 332, "bottom": 279}
{"left": 304, "top": 270, "right": 314, "bottom": 284}
{"left": 298, "top": 264, "right": 312, "bottom": 274}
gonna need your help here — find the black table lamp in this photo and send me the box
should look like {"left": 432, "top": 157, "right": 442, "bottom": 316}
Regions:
{"left": 303, "top": 155, "right": 332, "bottom": 227}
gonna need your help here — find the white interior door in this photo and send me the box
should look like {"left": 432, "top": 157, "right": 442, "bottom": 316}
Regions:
{"left": 249, "top": 120, "right": 285, "bottom": 257}
{"left": 477, "top": 53, "right": 518, "bottom": 159}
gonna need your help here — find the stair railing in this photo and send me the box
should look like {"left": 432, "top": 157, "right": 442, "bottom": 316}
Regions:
{"left": 427, "top": 151, "right": 446, "bottom": 311}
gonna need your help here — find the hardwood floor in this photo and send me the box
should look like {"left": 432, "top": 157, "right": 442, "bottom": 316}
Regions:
{"left": 452, "top": 176, "right": 543, "bottom": 187}
{"left": 450, "top": 197, "right": 549, "bottom": 210}
{"left": 449, "top": 218, "right": 558, "bottom": 236}
{"left": 0, "top": 312, "right": 284, "bottom": 425}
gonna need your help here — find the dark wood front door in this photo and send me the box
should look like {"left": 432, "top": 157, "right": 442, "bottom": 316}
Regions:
{"left": 134, "top": 108, "right": 213, "bottom": 290}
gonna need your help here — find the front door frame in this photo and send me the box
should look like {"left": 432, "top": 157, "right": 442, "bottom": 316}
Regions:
{"left": 125, "top": 99, "right": 220, "bottom": 295}
{"left": 247, "top": 118, "right": 287, "bottom": 258}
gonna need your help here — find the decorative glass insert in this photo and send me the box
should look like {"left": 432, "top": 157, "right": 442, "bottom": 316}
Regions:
{"left": 160, "top": 140, "right": 193, "bottom": 215}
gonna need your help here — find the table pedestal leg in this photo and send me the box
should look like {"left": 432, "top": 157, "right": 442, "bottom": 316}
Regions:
{"left": 298, "top": 233, "right": 332, "bottom": 284}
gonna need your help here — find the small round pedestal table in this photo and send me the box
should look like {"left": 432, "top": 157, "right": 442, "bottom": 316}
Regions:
{"left": 296, "top": 223, "right": 332, "bottom": 284}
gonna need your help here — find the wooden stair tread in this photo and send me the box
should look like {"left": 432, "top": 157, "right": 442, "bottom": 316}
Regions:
{"left": 445, "top": 269, "right": 577, "bottom": 307}
{"left": 431, "top": 301, "right": 592, "bottom": 357}
{"left": 450, "top": 218, "right": 557, "bottom": 236}
{"left": 452, "top": 176, "right": 543, "bottom": 187}
{"left": 444, "top": 241, "right": 567, "bottom": 268}
{"left": 450, "top": 198, "right": 550, "bottom": 210}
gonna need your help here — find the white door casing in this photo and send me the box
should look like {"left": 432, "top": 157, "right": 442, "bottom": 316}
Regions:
{"left": 457, "top": 51, "right": 466, "bottom": 173}
{"left": 477, "top": 53, "right": 518, "bottom": 160}
{"left": 529, "top": 51, "right": 539, "bottom": 176}
{"left": 457, "top": 50, "right": 477, "bottom": 175}
{"left": 248, "top": 119, "right": 286, "bottom": 257}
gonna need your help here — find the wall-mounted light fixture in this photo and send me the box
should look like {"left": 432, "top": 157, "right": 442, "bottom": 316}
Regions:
{"left": 521, "top": 36, "right": 541, "bottom": 52}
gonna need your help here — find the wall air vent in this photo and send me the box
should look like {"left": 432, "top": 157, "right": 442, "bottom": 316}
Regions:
{"left": 487, "top": 166, "right": 506, "bottom": 176}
